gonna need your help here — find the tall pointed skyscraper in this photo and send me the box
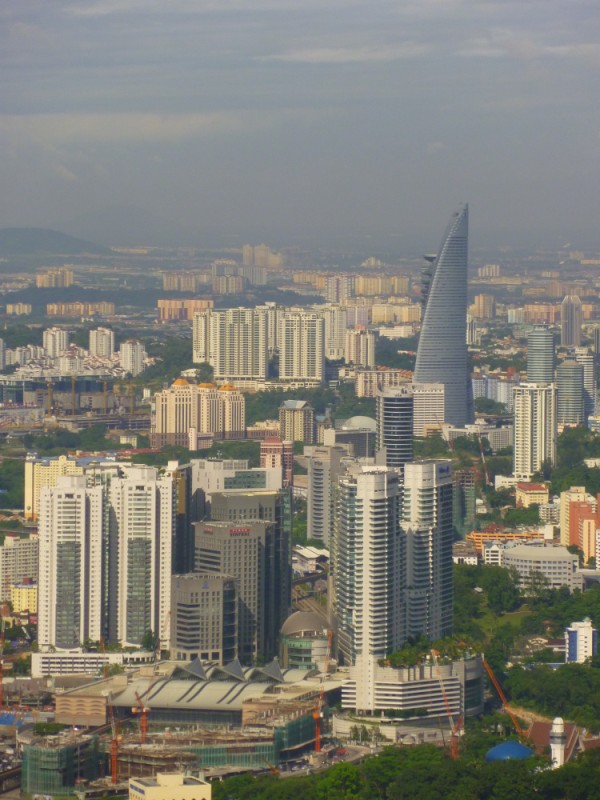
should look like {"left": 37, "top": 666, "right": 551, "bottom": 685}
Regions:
{"left": 414, "top": 205, "right": 472, "bottom": 427}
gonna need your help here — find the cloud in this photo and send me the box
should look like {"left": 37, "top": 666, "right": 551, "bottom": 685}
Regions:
{"left": 265, "top": 43, "right": 431, "bottom": 64}
{"left": 457, "top": 29, "right": 600, "bottom": 64}
{"left": 0, "top": 111, "right": 297, "bottom": 144}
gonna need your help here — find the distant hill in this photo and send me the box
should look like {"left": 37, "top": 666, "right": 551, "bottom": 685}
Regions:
{"left": 0, "top": 228, "right": 111, "bottom": 256}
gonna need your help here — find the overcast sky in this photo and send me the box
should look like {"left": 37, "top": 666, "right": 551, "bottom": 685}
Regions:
{"left": 1, "top": 1, "right": 599, "bottom": 250}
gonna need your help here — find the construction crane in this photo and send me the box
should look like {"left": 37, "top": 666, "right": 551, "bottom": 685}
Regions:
{"left": 482, "top": 657, "right": 526, "bottom": 737}
{"left": 104, "top": 692, "right": 119, "bottom": 784}
{"left": 431, "top": 650, "right": 463, "bottom": 760}
{"left": 313, "top": 629, "right": 333, "bottom": 753}
{"left": 132, "top": 691, "right": 150, "bottom": 744}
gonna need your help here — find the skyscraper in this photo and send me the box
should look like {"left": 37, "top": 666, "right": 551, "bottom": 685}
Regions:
{"left": 376, "top": 386, "right": 413, "bottom": 470}
{"left": 278, "top": 311, "right": 325, "bottom": 383}
{"left": 89, "top": 327, "right": 115, "bottom": 358}
{"left": 414, "top": 205, "right": 472, "bottom": 426}
{"left": 513, "top": 383, "right": 557, "bottom": 480}
{"left": 561, "top": 295, "right": 582, "bottom": 347}
{"left": 193, "top": 308, "right": 268, "bottom": 384}
{"left": 527, "top": 326, "right": 555, "bottom": 383}
{"left": 574, "top": 347, "right": 596, "bottom": 422}
{"left": 557, "top": 360, "right": 584, "bottom": 425}
{"left": 119, "top": 340, "right": 146, "bottom": 376}
{"left": 306, "top": 445, "right": 349, "bottom": 546}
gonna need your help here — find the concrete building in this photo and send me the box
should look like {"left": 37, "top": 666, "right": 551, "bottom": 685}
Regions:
{"left": 515, "top": 482, "right": 550, "bottom": 508}
{"left": 11, "top": 578, "right": 37, "bottom": 614}
{"left": 316, "top": 304, "right": 347, "bottom": 361}
{"left": 119, "top": 340, "right": 146, "bottom": 376}
{"left": 565, "top": 618, "right": 598, "bottom": 664}
{"left": 260, "top": 438, "right": 294, "bottom": 487}
{"left": 527, "top": 326, "right": 555, "bottom": 383}
{"left": 190, "top": 457, "right": 282, "bottom": 519}
{"left": 561, "top": 295, "right": 582, "bottom": 347}
{"left": 280, "top": 610, "right": 329, "bottom": 671}
{"left": 108, "top": 467, "right": 174, "bottom": 648}
{"left": 325, "top": 274, "right": 355, "bottom": 304}
{"left": 157, "top": 298, "right": 213, "bottom": 322}
{"left": 574, "top": 347, "right": 596, "bottom": 421}
{"left": 560, "top": 486, "right": 588, "bottom": 546}
{"left": 376, "top": 385, "right": 413, "bottom": 470}
{"left": 170, "top": 573, "right": 238, "bottom": 665}
{"left": 345, "top": 327, "right": 375, "bottom": 368}
{"left": 306, "top": 445, "right": 349, "bottom": 546}
{"left": 323, "top": 416, "right": 376, "bottom": 458}
{"left": 43, "top": 327, "right": 70, "bottom": 359}
{"left": 0, "top": 534, "right": 38, "bottom": 603}
{"left": 89, "top": 327, "right": 115, "bottom": 358}
{"left": 129, "top": 773, "right": 211, "bottom": 800}
{"left": 557, "top": 360, "right": 584, "bottom": 426}
{"left": 279, "top": 400, "right": 315, "bottom": 443}
{"left": 278, "top": 311, "right": 325, "bottom": 383}
{"left": 38, "top": 476, "right": 104, "bottom": 650}
{"left": 501, "top": 544, "right": 579, "bottom": 591}
{"left": 354, "top": 367, "right": 413, "bottom": 398}
{"left": 193, "top": 308, "right": 268, "bottom": 385}
{"left": 513, "top": 383, "right": 557, "bottom": 480}
{"left": 412, "top": 382, "right": 445, "bottom": 437}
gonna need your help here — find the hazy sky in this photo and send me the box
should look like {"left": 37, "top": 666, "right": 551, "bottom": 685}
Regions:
{"left": 1, "top": 1, "right": 599, "bottom": 250}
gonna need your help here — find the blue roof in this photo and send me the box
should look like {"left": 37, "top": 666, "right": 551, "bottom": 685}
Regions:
{"left": 485, "top": 741, "right": 533, "bottom": 762}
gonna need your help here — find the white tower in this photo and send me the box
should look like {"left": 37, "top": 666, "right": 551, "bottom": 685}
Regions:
{"left": 549, "top": 717, "right": 566, "bottom": 768}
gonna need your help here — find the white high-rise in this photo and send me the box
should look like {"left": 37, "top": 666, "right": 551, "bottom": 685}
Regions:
{"left": 316, "top": 304, "right": 348, "bottom": 360}
{"left": 89, "top": 327, "right": 115, "bottom": 358}
{"left": 43, "top": 327, "right": 70, "bottom": 359}
{"left": 278, "top": 311, "right": 325, "bottom": 383}
{"left": 108, "top": 467, "right": 173, "bottom": 648}
{"left": 38, "top": 476, "right": 104, "bottom": 650}
{"left": 193, "top": 308, "right": 268, "bottom": 383}
{"left": 412, "top": 382, "right": 445, "bottom": 437}
{"left": 345, "top": 327, "right": 375, "bottom": 368}
{"left": 119, "top": 340, "right": 146, "bottom": 376}
{"left": 574, "top": 347, "right": 596, "bottom": 421}
{"left": 513, "top": 383, "right": 557, "bottom": 480}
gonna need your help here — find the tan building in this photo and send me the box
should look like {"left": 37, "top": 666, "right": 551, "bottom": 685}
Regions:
{"left": 0, "top": 536, "right": 38, "bottom": 603}
{"left": 11, "top": 579, "right": 37, "bottom": 614}
{"left": 151, "top": 379, "right": 245, "bottom": 447}
{"left": 161, "top": 271, "right": 203, "bottom": 292}
{"left": 345, "top": 327, "right": 375, "bottom": 368}
{"left": 560, "top": 486, "right": 589, "bottom": 546}
{"left": 157, "top": 298, "right": 213, "bottom": 322}
{"left": 279, "top": 400, "right": 315, "bottom": 443}
{"left": 355, "top": 367, "right": 413, "bottom": 398}
{"left": 46, "top": 301, "right": 115, "bottom": 317}
{"left": 6, "top": 303, "right": 32, "bottom": 316}
{"left": 472, "top": 293, "right": 496, "bottom": 319}
{"left": 516, "top": 482, "right": 550, "bottom": 508}
{"left": 36, "top": 267, "right": 74, "bottom": 288}
{"left": 25, "top": 453, "right": 84, "bottom": 521}
{"left": 130, "top": 773, "right": 211, "bottom": 800}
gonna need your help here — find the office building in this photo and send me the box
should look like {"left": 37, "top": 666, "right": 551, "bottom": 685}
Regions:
{"left": 414, "top": 205, "right": 472, "bottom": 426}
{"left": 190, "top": 458, "right": 282, "bottom": 519}
{"left": 561, "top": 295, "right": 582, "bottom": 347}
{"left": 279, "top": 400, "right": 315, "bottom": 443}
{"left": 198, "top": 488, "right": 291, "bottom": 662}
{"left": 502, "top": 544, "right": 578, "bottom": 592}
{"left": 565, "top": 618, "right": 598, "bottom": 664}
{"left": 594, "top": 326, "right": 600, "bottom": 356}
{"left": 260, "top": 438, "right": 294, "bottom": 486}
{"left": 527, "top": 326, "right": 555, "bottom": 383}
{"left": 170, "top": 573, "right": 238, "bottom": 664}
{"left": 557, "top": 360, "right": 584, "bottom": 426}
{"left": 574, "top": 347, "right": 596, "bottom": 421}
{"left": 129, "top": 773, "right": 212, "bottom": 800}
{"left": 345, "top": 327, "right": 375, "bottom": 368}
{"left": 0, "top": 535, "right": 39, "bottom": 603}
{"left": 322, "top": 417, "right": 376, "bottom": 458}
{"left": 334, "top": 465, "right": 404, "bottom": 666}
{"left": 193, "top": 308, "right": 268, "bottom": 384}
{"left": 513, "top": 383, "right": 557, "bottom": 480}
{"left": 108, "top": 467, "right": 173, "bottom": 648}
{"left": 88, "top": 327, "right": 115, "bottom": 358}
{"left": 376, "top": 385, "right": 413, "bottom": 470}
{"left": 38, "top": 476, "right": 104, "bottom": 650}
{"left": 402, "top": 461, "right": 454, "bottom": 641}
{"left": 43, "top": 328, "right": 70, "bottom": 359}
{"left": 278, "top": 311, "right": 325, "bottom": 383}
{"left": 412, "top": 382, "right": 445, "bottom": 437}
{"left": 306, "top": 445, "right": 349, "bottom": 546}
{"left": 119, "top": 340, "right": 146, "bottom": 376}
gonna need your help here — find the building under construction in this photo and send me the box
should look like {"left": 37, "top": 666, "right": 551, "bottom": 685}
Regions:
{"left": 19, "top": 730, "right": 102, "bottom": 799}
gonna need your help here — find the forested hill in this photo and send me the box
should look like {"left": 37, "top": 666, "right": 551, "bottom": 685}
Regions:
{"left": 0, "top": 228, "right": 111, "bottom": 255}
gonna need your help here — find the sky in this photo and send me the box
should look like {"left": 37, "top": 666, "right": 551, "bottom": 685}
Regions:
{"left": 1, "top": 0, "right": 600, "bottom": 251}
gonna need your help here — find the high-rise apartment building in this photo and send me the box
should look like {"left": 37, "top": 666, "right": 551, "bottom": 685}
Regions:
{"left": 414, "top": 205, "right": 472, "bottom": 426}
{"left": 472, "top": 293, "right": 496, "bottom": 320}
{"left": 411, "top": 383, "right": 446, "bottom": 437}
{"left": 345, "top": 327, "right": 375, "bottom": 368}
{"left": 306, "top": 445, "right": 349, "bottom": 546}
{"left": 279, "top": 400, "right": 315, "bottom": 443}
{"left": 108, "top": 467, "right": 173, "bottom": 648}
{"left": 513, "top": 383, "right": 557, "bottom": 480}
{"left": 325, "top": 274, "right": 355, "bottom": 304}
{"left": 43, "top": 327, "right": 70, "bottom": 359}
{"left": 119, "top": 340, "right": 146, "bottom": 376}
{"left": 565, "top": 618, "right": 598, "bottom": 664}
{"left": 316, "top": 304, "right": 348, "bottom": 361}
{"left": 376, "top": 386, "right": 413, "bottom": 470}
{"left": 170, "top": 573, "right": 238, "bottom": 664}
{"left": 278, "top": 311, "right": 325, "bottom": 383}
{"left": 193, "top": 308, "right": 268, "bottom": 384}
{"left": 561, "top": 295, "right": 582, "bottom": 347}
{"left": 402, "top": 461, "right": 454, "bottom": 641}
{"left": 527, "top": 326, "right": 555, "bottom": 383}
{"left": 89, "top": 327, "right": 115, "bottom": 358}
{"left": 559, "top": 486, "right": 588, "bottom": 546}
{"left": 574, "top": 347, "right": 596, "bottom": 421}
{"left": 38, "top": 476, "right": 104, "bottom": 650}
{"left": 557, "top": 360, "right": 584, "bottom": 426}
{"left": 0, "top": 535, "right": 39, "bottom": 603}
{"left": 260, "top": 438, "right": 294, "bottom": 487}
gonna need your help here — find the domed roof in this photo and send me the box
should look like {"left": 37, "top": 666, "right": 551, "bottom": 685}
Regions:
{"left": 281, "top": 610, "right": 328, "bottom": 637}
{"left": 342, "top": 416, "right": 377, "bottom": 431}
{"left": 173, "top": 378, "right": 189, "bottom": 386}
{"left": 485, "top": 741, "right": 533, "bottom": 762}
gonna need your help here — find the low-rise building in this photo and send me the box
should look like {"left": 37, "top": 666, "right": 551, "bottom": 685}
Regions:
{"left": 130, "top": 772, "right": 211, "bottom": 800}
{"left": 502, "top": 544, "right": 579, "bottom": 592}
{"left": 516, "top": 482, "right": 550, "bottom": 508}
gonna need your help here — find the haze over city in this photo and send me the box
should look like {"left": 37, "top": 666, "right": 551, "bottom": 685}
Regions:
{"left": 2, "top": 0, "right": 600, "bottom": 249}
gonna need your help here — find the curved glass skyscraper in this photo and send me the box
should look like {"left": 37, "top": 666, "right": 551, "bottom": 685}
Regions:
{"left": 414, "top": 204, "right": 472, "bottom": 427}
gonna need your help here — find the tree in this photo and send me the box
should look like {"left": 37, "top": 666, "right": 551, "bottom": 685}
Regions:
{"left": 141, "top": 630, "right": 156, "bottom": 651}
